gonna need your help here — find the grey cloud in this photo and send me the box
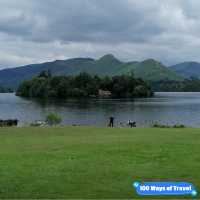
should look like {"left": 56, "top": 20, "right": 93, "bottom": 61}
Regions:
{"left": 0, "top": 0, "right": 165, "bottom": 43}
{"left": 0, "top": 0, "right": 200, "bottom": 67}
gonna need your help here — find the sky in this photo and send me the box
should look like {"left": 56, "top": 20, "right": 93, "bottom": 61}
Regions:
{"left": 1, "top": 0, "right": 200, "bottom": 68}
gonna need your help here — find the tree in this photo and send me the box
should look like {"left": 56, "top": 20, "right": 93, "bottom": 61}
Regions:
{"left": 16, "top": 80, "right": 33, "bottom": 97}
{"left": 46, "top": 113, "right": 62, "bottom": 126}
{"left": 38, "top": 70, "right": 52, "bottom": 79}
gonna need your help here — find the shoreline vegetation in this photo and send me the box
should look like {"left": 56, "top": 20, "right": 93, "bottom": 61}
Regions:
{"left": 30, "top": 121, "right": 187, "bottom": 129}
{"left": 0, "top": 126, "right": 198, "bottom": 199}
{"left": 151, "top": 79, "right": 200, "bottom": 92}
{"left": 16, "top": 71, "right": 154, "bottom": 99}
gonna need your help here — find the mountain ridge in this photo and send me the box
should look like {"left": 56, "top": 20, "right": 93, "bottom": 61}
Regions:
{"left": 170, "top": 61, "right": 200, "bottom": 78}
{"left": 0, "top": 54, "right": 185, "bottom": 88}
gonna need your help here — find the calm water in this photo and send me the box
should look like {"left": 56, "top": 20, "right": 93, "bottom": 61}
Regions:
{"left": 0, "top": 93, "right": 200, "bottom": 127}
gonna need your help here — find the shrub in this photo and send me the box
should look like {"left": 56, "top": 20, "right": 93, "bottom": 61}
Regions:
{"left": 46, "top": 113, "right": 62, "bottom": 126}
{"left": 152, "top": 123, "right": 170, "bottom": 128}
{"left": 152, "top": 123, "right": 186, "bottom": 128}
{"left": 173, "top": 124, "right": 186, "bottom": 128}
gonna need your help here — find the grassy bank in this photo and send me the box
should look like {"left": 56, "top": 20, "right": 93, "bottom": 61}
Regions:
{"left": 0, "top": 126, "right": 199, "bottom": 199}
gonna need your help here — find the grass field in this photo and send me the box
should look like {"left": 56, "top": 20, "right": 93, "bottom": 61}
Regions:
{"left": 0, "top": 126, "right": 199, "bottom": 199}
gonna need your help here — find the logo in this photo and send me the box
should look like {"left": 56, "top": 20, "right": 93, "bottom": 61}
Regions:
{"left": 133, "top": 182, "right": 197, "bottom": 197}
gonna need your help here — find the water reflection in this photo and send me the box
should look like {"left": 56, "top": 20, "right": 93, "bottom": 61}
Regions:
{"left": 0, "top": 93, "right": 200, "bottom": 127}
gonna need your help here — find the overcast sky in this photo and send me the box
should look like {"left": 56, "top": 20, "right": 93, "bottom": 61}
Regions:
{"left": 1, "top": 0, "right": 200, "bottom": 68}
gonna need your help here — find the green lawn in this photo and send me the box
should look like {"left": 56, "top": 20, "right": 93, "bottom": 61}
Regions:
{"left": 0, "top": 126, "right": 199, "bottom": 199}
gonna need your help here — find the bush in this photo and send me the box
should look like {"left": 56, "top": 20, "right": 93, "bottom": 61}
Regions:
{"left": 173, "top": 124, "right": 186, "bottom": 128}
{"left": 152, "top": 123, "right": 186, "bottom": 128}
{"left": 152, "top": 123, "right": 171, "bottom": 128}
{"left": 46, "top": 113, "right": 62, "bottom": 126}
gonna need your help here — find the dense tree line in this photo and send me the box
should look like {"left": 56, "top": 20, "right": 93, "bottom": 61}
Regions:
{"left": 151, "top": 78, "right": 200, "bottom": 92}
{"left": 16, "top": 71, "right": 154, "bottom": 98}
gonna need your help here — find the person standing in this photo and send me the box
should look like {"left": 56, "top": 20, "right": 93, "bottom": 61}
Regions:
{"left": 109, "top": 117, "right": 114, "bottom": 127}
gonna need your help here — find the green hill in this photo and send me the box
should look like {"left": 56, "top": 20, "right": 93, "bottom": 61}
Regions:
{"left": 117, "top": 59, "right": 184, "bottom": 81}
{"left": 128, "top": 59, "right": 184, "bottom": 81}
{"left": 0, "top": 55, "right": 184, "bottom": 88}
{"left": 171, "top": 62, "right": 200, "bottom": 79}
{"left": 90, "top": 54, "right": 123, "bottom": 75}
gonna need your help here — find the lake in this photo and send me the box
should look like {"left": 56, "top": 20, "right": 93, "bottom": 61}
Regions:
{"left": 0, "top": 92, "right": 200, "bottom": 127}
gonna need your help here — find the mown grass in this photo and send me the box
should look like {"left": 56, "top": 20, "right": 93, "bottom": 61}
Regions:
{"left": 0, "top": 126, "right": 199, "bottom": 199}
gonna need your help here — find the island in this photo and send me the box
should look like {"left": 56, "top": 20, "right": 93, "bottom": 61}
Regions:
{"left": 16, "top": 71, "right": 154, "bottom": 99}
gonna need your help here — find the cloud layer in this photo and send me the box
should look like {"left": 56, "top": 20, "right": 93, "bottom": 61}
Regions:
{"left": 0, "top": 0, "right": 200, "bottom": 68}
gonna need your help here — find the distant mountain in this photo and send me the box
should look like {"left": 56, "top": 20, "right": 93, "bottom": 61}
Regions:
{"left": 119, "top": 59, "right": 184, "bottom": 82}
{"left": 0, "top": 54, "right": 184, "bottom": 88}
{"left": 171, "top": 62, "right": 200, "bottom": 79}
